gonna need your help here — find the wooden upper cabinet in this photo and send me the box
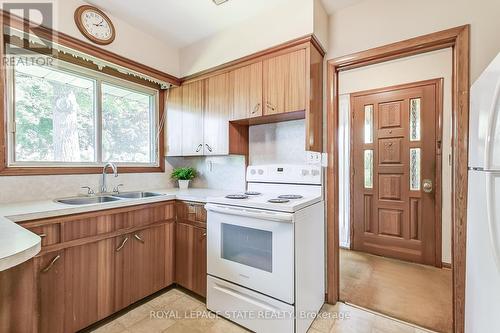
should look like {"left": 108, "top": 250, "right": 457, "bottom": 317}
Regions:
{"left": 204, "top": 73, "right": 231, "bottom": 155}
{"left": 231, "top": 62, "right": 263, "bottom": 120}
{"left": 263, "top": 49, "right": 307, "bottom": 115}
{"left": 165, "top": 87, "right": 183, "bottom": 156}
{"left": 181, "top": 81, "right": 204, "bottom": 156}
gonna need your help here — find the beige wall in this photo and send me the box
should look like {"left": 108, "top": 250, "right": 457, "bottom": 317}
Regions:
{"left": 54, "top": 0, "right": 180, "bottom": 76}
{"left": 338, "top": 48, "right": 453, "bottom": 264}
{"left": 327, "top": 0, "right": 500, "bottom": 82}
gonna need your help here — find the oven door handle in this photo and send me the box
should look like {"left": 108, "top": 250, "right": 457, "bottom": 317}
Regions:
{"left": 205, "top": 204, "right": 294, "bottom": 223}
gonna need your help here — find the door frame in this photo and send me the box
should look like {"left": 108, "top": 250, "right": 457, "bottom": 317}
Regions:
{"left": 348, "top": 79, "right": 444, "bottom": 267}
{"left": 326, "top": 25, "right": 470, "bottom": 333}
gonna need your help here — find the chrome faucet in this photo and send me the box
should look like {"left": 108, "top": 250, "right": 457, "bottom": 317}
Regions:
{"left": 101, "top": 162, "right": 118, "bottom": 193}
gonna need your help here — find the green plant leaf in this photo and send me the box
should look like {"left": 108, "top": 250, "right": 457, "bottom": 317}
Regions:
{"left": 171, "top": 167, "right": 197, "bottom": 180}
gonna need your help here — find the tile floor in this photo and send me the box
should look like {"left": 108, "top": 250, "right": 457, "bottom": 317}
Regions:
{"left": 89, "top": 288, "right": 434, "bottom": 333}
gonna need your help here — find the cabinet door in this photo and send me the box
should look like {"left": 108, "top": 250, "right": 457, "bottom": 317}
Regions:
{"left": 165, "top": 86, "right": 183, "bottom": 156}
{"left": 129, "top": 224, "right": 173, "bottom": 303}
{"left": 263, "top": 49, "right": 306, "bottom": 115}
{"left": 181, "top": 81, "right": 205, "bottom": 156}
{"left": 175, "top": 223, "right": 207, "bottom": 297}
{"left": 36, "top": 252, "right": 65, "bottom": 333}
{"left": 64, "top": 239, "right": 115, "bottom": 332}
{"left": 204, "top": 73, "right": 231, "bottom": 155}
{"left": 231, "top": 62, "right": 263, "bottom": 120}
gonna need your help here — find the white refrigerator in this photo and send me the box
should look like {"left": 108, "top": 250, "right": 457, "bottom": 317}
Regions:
{"left": 466, "top": 53, "right": 500, "bottom": 332}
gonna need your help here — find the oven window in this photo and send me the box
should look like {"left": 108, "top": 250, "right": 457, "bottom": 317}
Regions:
{"left": 221, "top": 223, "right": 273, "bottom": 273}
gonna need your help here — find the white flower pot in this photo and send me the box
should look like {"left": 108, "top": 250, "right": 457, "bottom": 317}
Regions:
{"left": 178, "top": 179, "right": 190, "bottom": 190}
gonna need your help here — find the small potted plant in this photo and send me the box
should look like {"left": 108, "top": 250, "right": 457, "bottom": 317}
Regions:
{"left": 171, "top": 167, "right": 197, "bottom": 190}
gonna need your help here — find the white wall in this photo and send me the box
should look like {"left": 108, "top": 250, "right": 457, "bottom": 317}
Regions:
{"left": 179, "top": 0, "right": 319, "bottom": 77}
{"left": 327, "top": 0, "right": 500, "bottom": 82}
{"left": 53, "top": 0, "right": 180, "bottom": 76}
{"left": 338, "top": 48, "right": 453, "bottom": 264}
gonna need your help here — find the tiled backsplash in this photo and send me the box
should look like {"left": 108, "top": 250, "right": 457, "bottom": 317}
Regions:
{"left": 249, "top": 119, "right": 307, "bottom": 165}
{"left": 0, "top": 120, "right": 304, "bottom": 204}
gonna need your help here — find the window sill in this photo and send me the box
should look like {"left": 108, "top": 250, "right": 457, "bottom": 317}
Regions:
{"left": 0, "top": 165, "right": 165, "bottom": 176}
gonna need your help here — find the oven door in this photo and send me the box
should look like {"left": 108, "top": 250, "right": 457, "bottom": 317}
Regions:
{"left": 206, "top": 203, "right": 295, "bottom": 304}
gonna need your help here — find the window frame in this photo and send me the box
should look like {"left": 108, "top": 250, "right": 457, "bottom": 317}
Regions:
{"left": 2, "top": 56, "right": 165, "bottom": 175}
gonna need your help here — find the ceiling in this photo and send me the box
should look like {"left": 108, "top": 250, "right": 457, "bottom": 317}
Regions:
{"left": 87, "top": 0, "right": 364, "bottom": 48}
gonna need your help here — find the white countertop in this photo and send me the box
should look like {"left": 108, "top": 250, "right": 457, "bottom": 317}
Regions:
{"left": 0, "top": 187, "right": 229, "bottom": 272}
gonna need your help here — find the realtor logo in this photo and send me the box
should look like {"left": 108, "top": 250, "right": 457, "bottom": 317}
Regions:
{"left": 2, "top": 1, "right": 54, "bottom": 56}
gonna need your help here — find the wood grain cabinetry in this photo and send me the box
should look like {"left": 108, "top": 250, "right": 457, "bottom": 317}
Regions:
{"left": 15, "top": 201, "right": 176, "bottom": 333}
{"left": 176, "top": 222, "right": 207, "bottom": 297}
{"left": 36, "top": 252, "right": 65, "bottom": 333}
{"left": 231, "top": 62, "right": 263, "bottom": 120}
{"left": 181, "top": 81, "right": 205, "bottom": 156}
{"left": 175, "top": 200, "right": 207, "bottom": 297}
{"left": 165, "top": 86, "right": 183, "bottom": 156}
{"left": 165, "top": 36, "right": 324, "bottom": 156}
{"left": 263, "top": 49, "right": 306, "bottom": 115}
{"left": 205, "top": 73, "right": 231, "bottom": 155}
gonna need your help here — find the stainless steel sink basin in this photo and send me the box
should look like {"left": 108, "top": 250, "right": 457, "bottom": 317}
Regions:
{"left": 56, "top": 196, "right": 121, "bottom": 205}
{"left": 111, "top": 191, "right": 163, "bottom": 199}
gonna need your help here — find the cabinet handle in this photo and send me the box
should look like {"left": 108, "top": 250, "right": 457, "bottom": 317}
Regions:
{"left": 38, "top": 233, "right": 47, "bottom": 238}
{"left": 41, "top": 255, "right": 61, "bottom": 273}
{"left": 133, "top": 234, "right": 145, "bottom": 244}
{"left": 200, "top": 232, "right": 207, "bottom": 240}
{"left": 266, "top": 102, "right": 276, "bottom": 111}
{"left": 195, "top": 144, "right": 203, "bottom": 152}
{"left": 205, "top": 144, "right": 213, "bottom": 153}
{"left": 251, "top": 103, "right": 261, "bottom": 114}
{"left": 115, "top": 237, "right": 129, "bottom": 252}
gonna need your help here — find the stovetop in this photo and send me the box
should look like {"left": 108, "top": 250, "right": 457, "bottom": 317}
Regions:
{"left": 208, "top": 191, "right": 322, "bottom": 213}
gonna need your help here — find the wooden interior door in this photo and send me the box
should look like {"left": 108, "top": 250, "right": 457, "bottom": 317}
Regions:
{"left": 351, "top": 80, "right": 440, "bottom": 266}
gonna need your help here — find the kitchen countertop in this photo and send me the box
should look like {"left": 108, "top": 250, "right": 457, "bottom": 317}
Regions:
{"left": 0, "top": 187, "right": 230, "bottom": 272}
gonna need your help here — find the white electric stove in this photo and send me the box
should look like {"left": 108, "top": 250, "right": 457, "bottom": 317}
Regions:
{"left": 205, "top": 165, "right": 325, "bottom": 333}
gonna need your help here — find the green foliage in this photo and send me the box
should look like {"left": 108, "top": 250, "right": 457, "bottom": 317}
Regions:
{"left": 13, "top": 64, "right": 154, "bottom": 164}
{"left": 171, "top": 167, "right": 197, "bottom": 181}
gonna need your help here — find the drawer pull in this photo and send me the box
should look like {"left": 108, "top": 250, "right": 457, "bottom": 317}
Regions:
{"left": 41, "top": 255, "right": 61, "bottom": 273}
{"left": 133, "top": 234, "right": 145, "bottom": 244}
{"left": 38, "top": 233, "right": 47, "bottom": 238}
{"left": 115, "top": 237, "right": 129, "bottom": 252}
{"left": 200, "top": 232, "right": 207, "bottom": 240}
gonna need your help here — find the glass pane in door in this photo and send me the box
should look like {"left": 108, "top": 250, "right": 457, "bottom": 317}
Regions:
{"left": 221, "top": 223, "right": 273, "bottom": 272}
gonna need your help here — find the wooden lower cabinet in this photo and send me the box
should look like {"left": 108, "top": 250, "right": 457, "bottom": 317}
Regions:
{"left": 175, "top": 222, "right": 207, "bottom": 297}
{"left": 30, "top": 202, "right": 176, "bottom": 333}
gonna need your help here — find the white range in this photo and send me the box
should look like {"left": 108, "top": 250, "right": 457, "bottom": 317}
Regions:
{"left": 205, "top": 164, "right": 325, "bottom": 333}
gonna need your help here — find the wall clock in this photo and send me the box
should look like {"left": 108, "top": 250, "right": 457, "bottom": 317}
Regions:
{"left": 74, "top": 5, "right": 115, "bottom": 45}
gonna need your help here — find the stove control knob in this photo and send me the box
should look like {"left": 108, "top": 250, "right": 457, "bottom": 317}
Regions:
{"left": 311, "top": 169, "right": 320, "bottom": 176}
{"left": 250, "top": 169, "right": 256, "bottom": 175}
{"left": 258, "top": 169, "right": 264, "bottom": 175}
{"left": 301, "top": 169, "right": 310, "bottom": 176}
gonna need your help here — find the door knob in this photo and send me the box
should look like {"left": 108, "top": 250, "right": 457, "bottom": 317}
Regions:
{"left": 423, "top": 179, "right": 433, "bottom": 193}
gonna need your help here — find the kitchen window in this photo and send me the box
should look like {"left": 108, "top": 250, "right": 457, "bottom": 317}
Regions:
{"left": 6, "top": 58, "right": 159, "bottom": 168}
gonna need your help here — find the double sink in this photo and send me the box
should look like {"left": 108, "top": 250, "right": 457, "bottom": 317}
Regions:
{"left": 56, "top": 191, "right": 163, "bottom": 205}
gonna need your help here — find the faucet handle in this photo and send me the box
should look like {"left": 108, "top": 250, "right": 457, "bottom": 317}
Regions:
{"left": 113, "top": 184, "right": 124, "bottom": 194}
{"left": 81, "top": 186, "right": 95, "bottom": 196}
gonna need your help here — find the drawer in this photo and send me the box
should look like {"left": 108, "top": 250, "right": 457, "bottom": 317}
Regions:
{"left": 27, "top": 224, "right": 60, "bottom": 247}
{"left": 176, "top": 201, "right": 206, "bottom": 227}
{"left": 207, "top": 276, "right": 294, "bottom": 333}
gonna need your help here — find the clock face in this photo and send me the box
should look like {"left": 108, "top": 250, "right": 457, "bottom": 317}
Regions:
{"left": 75, "top": 6, "right": 115, "bottom": 45}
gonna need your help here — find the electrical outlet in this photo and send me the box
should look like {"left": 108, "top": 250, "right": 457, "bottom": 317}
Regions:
{"left": 306, "top": 151, "right": 322, "bottom": 165}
